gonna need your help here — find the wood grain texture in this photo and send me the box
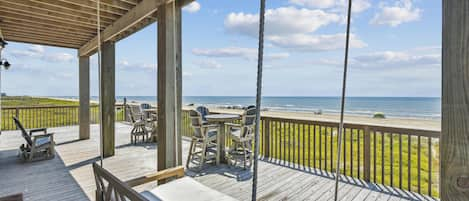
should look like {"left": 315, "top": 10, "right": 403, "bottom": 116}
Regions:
{"left": 100, "top": 42, "right": 115, "bottom": 157}
{"left": 79, "top": 56, "right": 90, "bottom": 140}
{"left": 441, "top": 1, "right": 469, "bottom": 200}
{"left": 157, "top": 1, "right": 181, "bottom": 172}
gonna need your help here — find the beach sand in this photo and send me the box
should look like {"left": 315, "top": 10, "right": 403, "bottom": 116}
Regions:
{"left": 46, "top": 97, "right": 441, "bottom": 131}
{"left": 187, "top": 107, "right": 441, "bottom": 131}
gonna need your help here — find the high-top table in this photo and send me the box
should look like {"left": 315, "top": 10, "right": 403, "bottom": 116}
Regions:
{"left": 205, "top": 114, "right": 241, "bottom": 165}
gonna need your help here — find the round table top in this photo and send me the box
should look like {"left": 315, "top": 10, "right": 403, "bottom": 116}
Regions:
{"left": 205, "top": 114, "right": 240, "bottom": 121}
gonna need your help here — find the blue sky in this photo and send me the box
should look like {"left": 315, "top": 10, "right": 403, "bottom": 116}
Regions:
{"left": 2, "top": 0, "right": 441, "bottom": 97}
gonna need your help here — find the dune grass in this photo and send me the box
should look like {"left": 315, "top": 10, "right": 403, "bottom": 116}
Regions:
{"left": 1, "top": 96, "right": 124, "bottom": 130}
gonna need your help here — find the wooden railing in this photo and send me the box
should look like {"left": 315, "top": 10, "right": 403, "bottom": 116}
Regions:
{"left": 1, "top": 104, "right": 126, "bottom": 130}
{"left": 181, "top": 110, "right": 440, "bottom": 197}
{"left": 2, "top": 106, "right": 440, "bottom": 197}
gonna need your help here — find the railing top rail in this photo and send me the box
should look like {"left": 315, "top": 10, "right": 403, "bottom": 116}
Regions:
{"left": 253, "top": 115, "right": 440, "bottom": 139}
{"left": 2, "top": 104, "right": 124, "bottom": 110}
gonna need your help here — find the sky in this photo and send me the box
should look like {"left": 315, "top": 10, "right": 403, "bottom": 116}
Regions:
{"left": 1, "top": 0, "right": 442, "bottom": 97}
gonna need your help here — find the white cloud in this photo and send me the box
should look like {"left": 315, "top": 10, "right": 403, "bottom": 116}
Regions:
{"left": 266, "top": 53, "right": 290, "bottom": 60}
{"left": 192, "top": 47, "right": 290, "bottom": 61}
{"left": 352, "top": 51, "right": 440, "bottom": 68}
{"left": 370, "top": 0, "right": 422, "bottom": 27}
{"left": 43, "top": 53, "right": 74, "bottom": 62}
{"left": 224, "top": 7, "right": 366, "bottom": 52}
{"left": 225, "top": 7, "right": 340, "bottom": 37}
{"left": 267, "top": 33, "right": 366, "bottom": 52}
{"left": 9, "top": 45, "right": 74, "bottom": 63}
{"left": 289, "top": 0, "right": 371, "bottom": 13}
{"left": 183, "top": 2, "right": 201, "bottom": 13}
{"left": 193, "top": 47, "right": 257, "bottom": 60}
{"left": 118, "top": 60, "right": 156, "bottom": 70}
{"left": 183, "top": 72, "right": 193, "bottom": 77}
{"left": 193, "top": 59, "right": 222, "bottom": 69}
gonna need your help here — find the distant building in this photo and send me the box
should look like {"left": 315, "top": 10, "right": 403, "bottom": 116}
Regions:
{"left": 1, "top": 93, "right": 6, "bottom": 97}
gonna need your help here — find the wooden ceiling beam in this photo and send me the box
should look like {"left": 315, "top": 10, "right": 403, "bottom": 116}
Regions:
{"left": 0, "top": 15, "right": 97, "bottom": 35}
{"left": 1, "top": 22, "right": 95, "bottom": 38}
{"left": 114, "top": 17, "right": 155, "bottom": 41}
{"left": 2, "top": 26, "right": 92, "bottom": 41}
{"left": 0, "top": 9, "right": 101, "bottom": 31}
{"left": 3, "top": 31, "right": 87, "bottom": 45}
{"left": 31, "top": 0, "right": 120, "bottom": 21}
{"left": 79, "top": 0, "right": 167, "bottom": 56}
{"left": 121, "top": 0, "right": 140, "bottom": 6}
{"left": 59, "top": 0, "right": 128, "bottom": 16}
{"left": 90, "top": 0, "right": 135, "bottom": 11}
{"left": 4, "top": 34, "right": 82, "bottom": 49}
{"left": 0, "top": 2, "right": 110, "bottom": 28}
{"left": 5, "top": 0, "right": 114, "bottom": 25}
{"left": 79, "top": 0, "right": 193, "bottom": 56}
{"left": 0, "top": 18, "right": 97, "bottom": 36}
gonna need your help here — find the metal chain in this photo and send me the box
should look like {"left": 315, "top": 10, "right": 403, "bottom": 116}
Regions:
{"left": 252, "top": 0, "right": 266, "bottom": 200}
{"left": 334, "top": 0, "right": 353, "bottom": 200}
{"left": 97, "top": 0, "right": 104, "bottom": 168}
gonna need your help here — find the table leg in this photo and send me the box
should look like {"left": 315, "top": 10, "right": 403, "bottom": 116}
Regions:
{"left": 219, "top": 122, "right": 226, "bottom": 163}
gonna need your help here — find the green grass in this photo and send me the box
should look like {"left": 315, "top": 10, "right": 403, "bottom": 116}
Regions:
{"left": 2, "top": 96, "right": 80, "bottom": 107}
{"left": 262, "top": 123, "right": 439, "bottom": 197}
{"left": 1, "top": 96, "right": 124, "bottom": 130}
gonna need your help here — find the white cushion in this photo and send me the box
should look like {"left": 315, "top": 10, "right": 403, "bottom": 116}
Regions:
{"left": 140, "top": 177, "right": 238, "bottom": 201}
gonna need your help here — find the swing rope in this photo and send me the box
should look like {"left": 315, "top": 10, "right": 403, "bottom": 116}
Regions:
{"left": 334, "top": 0, "right": 353, "bottom": 200}
{"left": 251, "top": 0, "right": 266, "bottom": 200}
{"left": 97, "top": 0, "right": 104, "bottom": 167}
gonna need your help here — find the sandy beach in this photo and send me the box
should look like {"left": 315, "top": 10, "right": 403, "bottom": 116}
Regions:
{"left": 46, "top": 97, "right": 441, "bottom": 131}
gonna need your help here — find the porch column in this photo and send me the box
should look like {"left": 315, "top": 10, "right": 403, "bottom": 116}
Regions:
{"left": 79, "top": 56, "right": 90, "bottom": 140}
{"left": 442, "top": 1, "right": 469, "bottom": 200}
{"left": 157, "top": 0, "right": 183, "bottom": 172}
{"left": 100, "top": 41, "right": 116, "bottom": 157}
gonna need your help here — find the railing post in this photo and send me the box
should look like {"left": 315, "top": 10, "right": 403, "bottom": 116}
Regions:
{"left": 363, "top": 126, "right": 371, "bottom": 182}
{"left": 123, "top": 97, "right": 127, "bottom": 122}
{"left": 15, "top": 107, "right": 19, "bottom": 118}
{"left": 263, "top": 118, "right": 270, "bottom": 158}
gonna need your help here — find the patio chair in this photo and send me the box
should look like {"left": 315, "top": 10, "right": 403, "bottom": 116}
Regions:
{"left": 92, "top": 163, "right": 238, "bottom": 201}
{"left": 196, "top": 106, "right": 210, "bottom": 122}
{"left": 186, "top": 110, "right": 219, "bottom": 170}
{"left": 13, "top": 117, "right": 55, "bottom": 162}
{"left": 126, "top": 104, "right": 154, "bottom": 144}
{"left": 225, "top": 106, "right": 256, "bottom": 169}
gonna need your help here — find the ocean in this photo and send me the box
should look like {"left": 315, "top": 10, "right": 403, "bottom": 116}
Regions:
{"left": 55, "top": 96, "right": 441, "bottom": 120}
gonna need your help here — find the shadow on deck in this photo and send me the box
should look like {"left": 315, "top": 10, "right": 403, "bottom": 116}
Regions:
{"left": 0, "top": 123, "right": 436, "bottom": 201}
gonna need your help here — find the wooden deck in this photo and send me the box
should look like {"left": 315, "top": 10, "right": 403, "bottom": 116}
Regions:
{"left": 0, "top": 123, "right": 436, "bottom": 201}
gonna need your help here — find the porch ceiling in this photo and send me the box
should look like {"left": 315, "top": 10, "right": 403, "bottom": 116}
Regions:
{"left": 0, "top": 0, "right": 192, "bottom": 55}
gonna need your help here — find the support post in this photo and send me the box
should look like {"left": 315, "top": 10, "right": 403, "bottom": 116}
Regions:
{"left": 100, "top": 41, "right": 115, "bottom": 157}
{"left": 79, "top": 56, "right": 90, "bottom": 140}
{"left": 157, "top": 0, "right": 182, "bottom": 173}
{"left": 442, "top": 1, "right": 469, "bottom": 200}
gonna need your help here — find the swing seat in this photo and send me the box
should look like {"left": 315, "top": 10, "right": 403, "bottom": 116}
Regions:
{"left": 92, "top": 163, "right": 238, "bottom": 201}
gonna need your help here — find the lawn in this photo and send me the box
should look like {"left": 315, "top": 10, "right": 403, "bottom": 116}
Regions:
{"left": 1, "top": 96, "right": 124, "bottom": 130}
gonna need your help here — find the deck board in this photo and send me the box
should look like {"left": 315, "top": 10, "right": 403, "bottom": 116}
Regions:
{"left": 0, "top": 123, "right": 437, "bottom": 201}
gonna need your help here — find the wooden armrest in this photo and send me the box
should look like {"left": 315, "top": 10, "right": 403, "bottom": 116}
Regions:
{"left": 33, "top": 133, "right": 54, "bottom": 138}
{"left": 29, "top": 128, "right": 47, "bottom": 135}
{"left": 202, "top": 124, "right": 219, "bottom": 129}
{"left": 225, "top": 123, "right": 241, "bottom": 127}
{"left": 126, "top": 166, "right": 185, "bottom": 187}
{"left": 0, "top": 193, "right": 23, "bottom": 201}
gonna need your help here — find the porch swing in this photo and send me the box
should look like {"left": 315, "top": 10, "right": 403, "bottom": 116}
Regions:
{"left": 92, "top": 0, "right": 354, "bottom": 200}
